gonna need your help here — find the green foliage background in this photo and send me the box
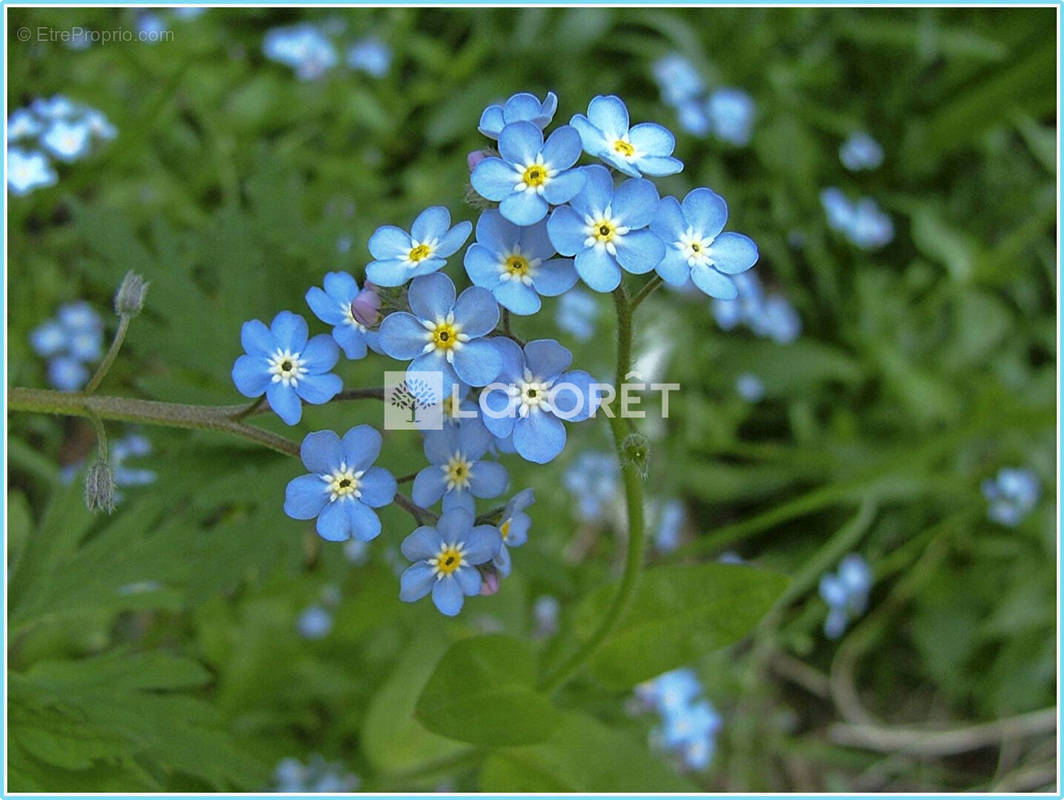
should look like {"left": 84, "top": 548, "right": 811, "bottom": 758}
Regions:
{"left": 6, "top": 6, "right": 1057, "bottom": 793}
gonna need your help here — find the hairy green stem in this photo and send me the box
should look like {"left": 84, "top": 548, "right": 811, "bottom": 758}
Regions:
{"left": 630, "top": 274, "right": 663, "bottom": 311}
{"left": 83, "top": 316, "right": 130, "bottom": 395}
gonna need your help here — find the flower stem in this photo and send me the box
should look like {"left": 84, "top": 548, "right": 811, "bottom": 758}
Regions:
{"left": 83, "top": 315, "right": 130, "bottom": 395}
{"left": 630, "top": 274, "right": 663, "bottom": 311}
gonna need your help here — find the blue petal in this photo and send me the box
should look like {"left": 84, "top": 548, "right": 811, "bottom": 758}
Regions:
{"left": 570, "top": 114, "right": 609, "bottom": 156}
{"left": 541, "top": 168, "right": 586, "bottom": 206}
{"left": 456, "top": 418, "right": 494, "bottom": 461}
{"left": 402, "top": 525, "right": 443, "bottom": 560}
{"left": 306, "top": 286, "right": 346, "bottom": 326}
{"left": 464, "top": 524, "right": 502, "bottom": 563}
{"left": 493, "top": 543, "right": 512, "bottom": 577}
{"left": 270, "top": 311, "right": 309, "bottom": 352}
{"left": 504, "top": 92, "right": 545, "bottom": 125}
{"left": 316, "top": 500, "right": 351, "bottom": 541}
{"left": 614, "top": 229, "right": 665, "bottom": 274}
{"left": 232, "top": 354, "right": 268, "bottom": 397}
{"left": 409, "top": 352, "right": 459, "bottom": 389}
{"left": 505, "top": 512, "right": 531, "bottom": 546}
{"left": 341, "top": 424, "right": 382, "bottom": 470}
{"left": 514, "top": 413, "right": 566, "bottom": 464}
{"left": 366, "top": 258, "right": 413, "bottom": 288}
{"left": 409, "top": 272, "right": 457, "bottom": 322}
{"left": 683, "top": 187, "right": 728, "bottom": 239}
{"left": 651, "top": 195, "right": 687, "bottom": 244}
{"left": 346, "top": 501, "right": 382, "bottom": 541}
{"left": 412, "top": 466, "right": 447, "bottom": 508}
{"left": 532, "top": 258, "right": 578, "bottom": 297}
{"left": 407, "top": 257, "right": 447, "bottom": 278}
{"left": 437, "top": 506, "right": 474, "bottom": 543}
{"left": 295, "top": 373, "right": 342, "bottom": 405}
{"left": 481, "top": 393, "right": 516, "bottom": 439}
{"left": 586, "top": 95, "right": 630, "bottom": 140}
{"left": 690, "top": 265, "right": 738, "bottom": 299}
{"left": 465, "top": 243, "right": 503, "bottom": 288}
{"left": 301, "top": 334, "right": 339, "bottom": 372}
{"left": 379, "top": 312, "right": 430, "bottom": 360}
{"left": 442, "top": 489, "right": 475, "bottom": 514}
{"left": 491, "top": 336, "right": 526, "bottom": 384}
{"left": 333, "top": 325, "right": 368, "bottom": 359}
{"left": 475, "top": 208, "right": 516, "bottom": 254}
{"left": 575, "top": 247, "right": 623, "bottom": 292}
{"left": 516, "top": 217, "right": 554, "bottom": 259}
{"left": 628, "top": 122, "right": 676, "bottom": 157}
{"left": 635, "top": 155, "right": 683, "bottom": 177}
{"left": 267, "top": 382, "right": 302, "bottom": 425}
{"left": 470, "top": 460, "right": 508, "bottom": 499}
{"left": 323, "top": 270, "right": 358, "bottom": 300}
{"left": 541, "top": 125, "right": 582, "bottom": 170}
{"left": 241, "top": 318, "right": 273, "bottom": 356}
{"left": 612, "top": 178, "right": 660, "bottom": 229}
{"left": 524, "top": 338, "right": 571, "bottom": 379}
{"left": 452, "top": 339, "right": 502, "bottom": 386}
{"left": 358, "top": 467, "right": 396, "bottom": 508}
{"left": 570, "top": 165, "right": 614, "bottom": 218}
{"left": 708, "top": 232, "right": 759, "bottom": 274}
{"left": 454, "top": 564, "right": 482, "bottom": 596}
{"left": 369, "top": 225, "right": 412, "bottom": 260}
{"left": 500, "top": 191, "right": 548, "bottom": 226}
{"left": 498, "top": 121, "right": 543, "bottom": 166}
{"left": 552, "top": 370, "right": 597, "bottom": 421}
{"left": 494, "top": 281, "right": 540, "bottom": 315}
{"left": 435, "top": 219, "right": 472, "bottom": 257}
{"left": 424, "top": 426, "right": 461, "bottom": 464}
{"left": 471, "top": 158, "right": 519, "bottom": 202}
{"left": 547, "top": 206, "right": 588, "bottom": 256}
{"left": 655, "top": 250, "right": 691, "bottom": 286}
{"left": 432, "top": 576, "right": 464, "bottom": 616}
{"left": 412, "top": 206, "right": 450, "bottom": 242}
{"left": 301, "top": 429, "right": 343, "bottom": 472}
{"left": 478, "top": 104, "right": 505, "bottom": 138}
{"left": 399, "top": 562, "right": 436, "bottom": 601}
{"left": 284, "top": 474, "right": 330, "bottom": 519}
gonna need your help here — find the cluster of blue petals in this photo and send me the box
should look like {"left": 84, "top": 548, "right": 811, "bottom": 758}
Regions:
{"left": 651, "top": 53, "right": 756, "bottom": 146}
{"left": 30, "top": 301, "right": 105, "bottom": 391}
{"left": 636, "top": 668, "right": 723, "bottom": 770}
{"left": 819, "top": 554, "right": 873, "bottom": 639}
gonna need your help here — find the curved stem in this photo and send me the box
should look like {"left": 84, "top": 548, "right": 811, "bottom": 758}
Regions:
{"left": 630, "top": 274, "right": 663, "bottom": 311}
{"left": 83, "top": 316, "right": 130, "bottom": 395}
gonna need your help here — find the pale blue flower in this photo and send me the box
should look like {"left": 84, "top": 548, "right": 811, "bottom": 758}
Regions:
{"left": 48, "top": 357, "right": 90, "bottom": 392}
{"left": 297, "top": 605, "right": 333, "bottom": 639}
{"left": 839, "top": 132, "right": 884, "bottom": 171}
{"left": 366, "top": 206, "right": 472, "bottom": 286}
{"left": 654, "top": 499, "right": 685, "bottom": 553}
{"left": 532, "top": 595, "right": 560, "bottom": 637}
{"left": 735, "top": 373, "right": 764, "bottom": 402}
{"left": 273, "top": 755, "right": 359, "bottom": 793}
{"left": 263, "top": 23, "right": 338, "bottom": 81}
{"left": 7, "top": 109, "right": 42, "bottom": 141}
{"left": 711, "top": 272, "right": 800, "bottom": 343}
{"left": 305, "top": 271, "right": 381, "bottom": 358}
{"left": 347, "top": 37, "right": 391, "bottom": 76}
{"left": 31, "top": 95, "right": 78, "bottom": 119}
{"left": 983, "top": 467, "right": 1040, "bottom": 526}
{"left": 819, "top": 553, "right": 872, "bottom": 639}
{"left": 478, "top": 91, "right": 558, "bottom": 140}
{"left": 7, "top": 148, "right": 57, "bottom": 195}
{"left": 571, "top": 95, "right": 682, "bottom": 178}
{"left": 555, "top": 288, "right": 598, "bottom": 341}
{"left": 675, "top": 99, "right": 712, "bottom": 137}
{"left": 652, "top": 54, "right": 705, "bottom": 107}
{"left": 412, "top": 422, "right": 508, "bottom": 513}
{"left": 820, "top": 187, "right": 893, "bottom": 249}
{"left": 563, "top": 450, "right": 620, "bottom": 521}
{"left": 492, "top": 488, "right": 534, "bottom": 577}
{"left": 41, "top": 119, "right": 92, "bottom": 162}
{"left": 706, "top": 88, "right": 755, "bottom": 146}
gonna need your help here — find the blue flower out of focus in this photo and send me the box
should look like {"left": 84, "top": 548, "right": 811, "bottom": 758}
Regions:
{"left": 8, "top": 98, "right": 115, "bottom": 195}
{"left": 547, "top": 165, "right": 664, "bottom": 292}
{"left": 297, "top": 605, "right": 333, "bottom": 640}
{"left": 31, "top": 300, "right": 104, "bottom": 391}
{"left": 398, "top": 507, "right": 501, "bottom": 616}
{"left": 412, "top": 422, "right": 508, "bottom": 513}
{"left": 463, "top": 210, "right": 578, "bottom": 315}
{"left": 379, "top": 272, "right": 502, "bottom": 387}
{"left": 839, "top": 131, "right": 884, "bottom": 171}
{"left": 711, "top": 271, "right": 801, "bottom": 344}
{"left": 482, "top": 338, "right": 597, "bottom": 464}
{"left": 819, "top": 553, "right": 872, "bottom": 639}
{"left": 366, "top": 206, "right": 472, "bottom": 287}
{"left": 705, "top": 88, "right": 755, "bottom": 146}
{"left": 274, "top": 755, "right": 359, "bottom": 793}
{"left": 555, "top": 288, "right": 598, "bottom": 341}
{"left": 347, "top": 36, "right": 391, "bottom": 76}
{"left": 820, "top": 187, "right": 893, "bottom": 250}
{"left": 492, "top": 488, "right": 534, "bottom": 577}
{"left": 636, "top": 668, "right": 722, "bottom": 771}
{"left": 651, "top": 187, "right": 758, "bottom": 299}
{"left": 263, "top": 23, "right": 338, "bottom": 81}
{"left": 982, "top": 467, "right": 1040, "bottom": 526}
{"left": 305, "top": 271, "right": 381, "bottom": 358}
{"left": 564, "top": 450, "right": 620, "bottom": 521}
{"left": 478, "top": 91, "right": 558, "bottom": 139}
{"left": 652, "top": 54, "right": 705, "bottom": 108}
{"left": 654, "top": 498, "right": 686, "bottom": 554}
{"left": 571, "top": 95, "right": 683, "bottom": 178}
{"left": 232, "top": 311, "right": 341, "bottom": 425}
{"left": 735, "top": 372, "right": 765, "bottom": 402}
{"left": 284, "top": 426, "right": 397, "bottom": 542}
{"left": 470, "top": 121, "right": 585, "bottom": 225}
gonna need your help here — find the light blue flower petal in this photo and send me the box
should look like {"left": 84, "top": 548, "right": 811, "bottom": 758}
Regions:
{"left": 465, "top": 243, "right": 503, "bottom": 288}
{"left": 552, "top": 369, "right": 597, "bottom": 422}
{"left": 587, "top": 95, "right": 630, "bottom": 140}
{"left": 634, "top": 155, "right": 684, "bottom": 177}
{"left": 346, "top": 500, "right": 382, "bottom": 541}
{"left": 333, "top": 325, "right": 368, "bottom": 359}
{"left": 601, "top": 151, "right": 642, "bottom": 178}
{"left": 493, "top": 543, "right": 512, "bottom": 577}
{"left": 457, "top": 419, "right": 494, "bottom": 461}
{"left": 399, "top": 562, "right": 436, "bottom": 601}
{"left": 571, "top": 164, "right": 614, "bottom": 218}
{"left": 514, "top": 412, "right": 566, "bottom": 464}
{"left": 241, "top": 318, "right": 273, "bottom": 356}
{"left": 432, "top": 576, "right": 464, "bottom": 616}
{"left": 437, "top": 506, "right": 474, "bottom": 543}
{"left": 407, "top": 257, "right": 447, "bottom": 278}
{"left": 306, "top": 286, "right": 347, "bottom": 326}
{"left": 323, "top": 270, "right": 358, "bottom": 300}
{"left": 570, "top": 113, "right": 609, "bottom": 156}
{"left": 270, "top": 311, "right": 309, "bottom": 352}
{"left": 629, "top": 122, "right": 676, "bottom": 157}
{"left": 300, "top": 429, "right": 343, "bottom": 472}
{"left": 492, "top": 336, "right": 526, "bottom": 384}
{"left": 232, "top": 354, "right": 269, "bottom": 397}
{"left": 301, "top": 334, "right": 340, "bottom": 372}
{"left": 516, "top": 217, "right": 554, "bottom": 258}
{"left": 358, "top": 467, "right": 396, "bottom": 508}
{"left": 454, "top": 564, "right": 482, "bottom": 595}
{"left": 481, "top": 396, "right": 515, "bottom": 439}
{"left": 541, "top": 125, "right": 582, "bottom": 170}
{"left": 614, "top": 229, "right": 665, "bottom": 274}
{"left": 402, "top": 525, "right": 443, "bottom": 560}
{"left": 316, "top": 500, "right": 351, "bottom": 541}
{"left": 475, "top": 208, "right": 516, "bottom": 254}
{"left": 366, "top": 258, "right": 413, "bottom": 288}
{"left": 655, "top": 250, "right": 691, "bottom": 286}
{"left": 539, "top": 91, "right": 558, "bottom": 123}
{"left": 547, "top": 206, "right": 588, "bottom": 256}
{"left": 683, "top": 187, "right": 729, "bottom": 239}
{"left": 295, "top": 373, "right": 342, "bottom": 405}
{"left": 613, "top": 178, "right": 660, "bottom": 229}
{"left": 410, "top": 352, "right": 458, "bottom": 388}
{"left": 453, "top": 339, "right": 502, "bottom": 386}
{"left": 267, "top": 382, "right": 302, "bottom": 425}
{"left": 441, "top": 489, "right": 475, "bottom": 514}
{"left": 464, "top": 524, "right": 502, "bottom": 563}
{"left": 409, "top": 273, "right": 456, "bottom": 322}
{"left": 575, "top": 247, "right": 623, "bottom": 292}
{"left": 691, "top": 265, "right": 738, "bottom": 299}
{"left": 708, "top": 231, "right": 759, "bottom": 274}
{"left": 379, "top": 312, "right": 430, "bottom": 359}
{"left": 478, "top": 103, "right": 505, "bottom": 138}
{"left": 424, "top": 425, "right": 461, "bottom": 463}
{"left": 505, "top": 512, "right": 531, "bottom": 547}
{"left": 341, "top": 424, "right": 382, "bottom": 470}
{"left": 470, "top": 460, "right": 508, "bottom": 499}
{"left": 532, "top": 259, "right": 578, "bottom": 296}
{"left": 412, "top": 206, "right": 451, "bottom": 242}
{"left": 524, "top": 338, "right": 571, "bottom": 379}
{"left": 369, "top": 225, "right": 413, "bottom": 260}
{"left": 541, "top": 168, "right": 586, "bottom": 206}
{"left": 504, "top": 92, "right": 545, "bottom": 125}
{"left": 435, "top": 219, "right": 473, "bottom": 257}
{"left": 413, "top": 465, "right": 447, "bottom": 508}
{"left": 284, "top": 474, "right": 330, "bottom": 519}
{"left": 651, "top": 195, "right": 687, "bottom": 243}
{"left": 507, "top": 487, "right": 535, "bottom": 514}
{"left": 500, "top": 190, "right": 548, "bottom": 226}
{"left": 498, "top": 121, "right": 543, "bottom": 166}
{"left": 494, "top": 280, "right": 541, "bottom": 315}
{"left": 471, "top": 158, "right": 519, "bottom": 202}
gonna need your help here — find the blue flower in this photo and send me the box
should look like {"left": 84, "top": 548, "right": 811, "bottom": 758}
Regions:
{"left": 478, "top": 91, "right": 558, "bottom": 139}
{"left": 735, "top": 372, "right": 765, "bottom": 402}
{"left": 652, "top": 54, "right": 705, "bottom": 108}
{"left": 547, "top": 165, "right": 664, "bottom": 292}
{"left": 564, "top": 450, "right": 620, "bottom": 521}
{"left": 839, "top": 131, "right": 884, "bottom": 171}
{"left": 555, "top": 288, "right": 598, "bottom": 341}
{"left": 711, "top": 272, "right": 801, "bottom": 343}
{"left": 675, "top": 99, "right": 712, "bottom": 137}
{"left": 412, "top": 422, "right": 508, "bottom": 513}
{"left": 263, "top": 23, "right": 337, "bottom": 81}
{"left": 533, "top": 595, "right": 560, "bottom": 636}
{"left": 305, "top": 271, "right": 381, "bottom": 359}
{"left": 31, "top": 95, "right": 78, "bottom": 119}
{"left": 40, "top": 119, "right": 92, "bottom": 162}
{"left": 31, "top": 301, "right": 104, "bottom": 391}
{"left": 470, "top": 122, "right": 585, "bottom": 226}
{"left": 7, "top": 109, "right": 42, "bottom": 140}
{"left": 347, "top": 36, "right": 391, "bottom": 76}
{"left": 819, "top": 553, "right": 872, "bottom": 639}
{"left": 705, "top": 88, "right": 755, "bottom": 146}
{"left": 637, "top": 668, "right": 702, "bottom": 713}
{"left": 48, "top": 356, "right": 90, "bottom": 392}
{"left": 232, "top": 311, "right": 342, "bottom": 425}
{"left": 820, "top": 188, "right": 893, "bottom": 250}
{"left": 378, "top": 272, "right": 502, "bottom": 387}
{"left": 651, "top": 187, "right": 758, "bottom": 298}
{"left": 284, "top": 426, "right": 397, "bottom": 542}
{"left": 297, "top": 605, "right": 333, "bottom": 639}
{"left": 570, "top": 95, "right": 683, "bottom": 178}
{"left": 398, "top": 507, "right": 501, "bottom": 616}
{"left": 464, "top": 210, "right": 577, "bottom": 315}
{"left": 654, "top": 499, "right": 686, "bottom": 553}
{"left": 30, "top": 319, "right": 69, "bottom": 357}
{"left": 274, "top": 756, "right": 359, "bottom": 793}
{"left": 662, "top": 699, "right": 721, "bottom": 749}
{"left": 7, "top": 148, "right": 57, "bottom": 195}
{"left": 982, "top": 467, "right": 1040, "bottom": 526}
{"left": 481, "top": 338, "right": 597, "bottom": 464}
{"left": 366, "top": 206, "right": 472, "bottom": 287}
{"left": 492, "top": 488, "right": 534, "bottom": 577}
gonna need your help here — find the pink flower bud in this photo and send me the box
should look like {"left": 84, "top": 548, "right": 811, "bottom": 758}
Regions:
{"left": 351, "top": 284, "right": 381, "bottom": 326}
{"left": 480, "top": 570, "right": 500, "bottom": 596}
{"left": 467, "top": 149, "right": 491, "bottom": 171}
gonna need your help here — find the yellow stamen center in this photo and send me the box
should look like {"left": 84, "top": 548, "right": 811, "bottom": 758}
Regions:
{"left": 432, "top": 321, "right": 460, "bottom": 350}
{"left": 593, "top": 220, "right": 616, "bottom": 243}
{"left": 505, "top": 254, "right": 530, "bottom": 277}
{"left": 442, "top": 453, "right": 473, "bottom": 491}
{"left": 408, "top": 243, "right": 432, "bottom": 263}
{"left": 500, "top": 519, "right": 512, "bottom": 541}
{"left": 432, "top": 545, "right": 465, "bottom": 577}
{"left": 613, "top": 138, "right": 635, "bottom": 158}
{"left": 521, "top": 164, "right": 548, "bottom": 187}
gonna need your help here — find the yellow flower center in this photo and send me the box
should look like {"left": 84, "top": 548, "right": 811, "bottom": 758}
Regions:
{"left": 505, "top": 254, "right": 530, "bottom": 277}
{"left": 521, "top": 164, "right": 548, "bottom": 187}
{"left": 500, "top": 519, "right": 512, "bottom": 541}
{"left": 432, "top": 544, "right": 465, "bottom": 577}
{"left": 442, "top": 453, "right": 473, "bottom": 491}
{"left": 408, "top": 243, "right": 433, "bottom": 263}
{"left": 592, "top": 220, "right": 616, "bottom": 243}
{"left": 432, "top": 321, "right": 460, "bottom": 350}
{"left": 323, "top": 464, "right": 364, "bottom": 502}
{"left": 613, "top": 138, "right": 636, "bottom": 158}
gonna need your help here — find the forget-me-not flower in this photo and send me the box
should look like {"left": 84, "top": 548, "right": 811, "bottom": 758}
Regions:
{"left": 819, "top": 553, "right": 872, "bottom": 639}
{"left": 839, "top": 132, "right": 884, "bottom": 171}
{"left": 399, "top": 507, "right": 501, "bottom": 616}
{"left": 571, "top": 95, "right": 683, "bottom": 177}
{"left": 263, "top": 23, "right": 338, "bottom": 81}
{"left": 7, "top": 109, "right": 42, "bottom": 141}
{"left": 706, "top": 88, "right": 755, "bottom": 146}
{"left": 366, "top": 206, "right": 472, "bottom": 287}
{"left": 8, "top": 148, "right": 58, "bottom": 195}
{"left": 274, "top": 755, "right": 359, "bottom": 793}
{"left": 378, "top": 272, "right": 502, "bottom": 387}
{"left": 464, "top": 209, "right": 578, "bottom": 315}
{"left": 41, "top": 119, "right": 93, "bottom": 162}
{"left": 412, "top": 422, "right": 508, "bottom": 513}
{"left": 547, "top": 164, "right": 664, "bottom": 292}
{"left": 982, "top": 467, "right": 1040, "bottom": 526}
{"left": 470, "top": 121, "right": 585, "bottom": 226}
{"left": 711, "top": 272, "right": 801, "bottom": 343}
{"left": 654, "top": 498, "right": 686, "bottom": 553}
{"left": 297, "top": 605, "right": 334, "bottom": 639}
{"left": 31, "top": 300, "right": 104, "bottom": 390}
{"left": 735, "top": 372, "right": 765, "bottom": 402}
{"left": 652, "top": 54, "right": 705, "bottom": 108}
{"left": 347, "top": 36, "right": 391, "bottom": 76}
{"left": 232, "top": 311, "right": 341, "bottom": 425}
{"left": 478, "top": 91, "right": 558, "bottom": 139}
{"left": 820, "top": 188, "right": 893, "bottom": 249}
{"left": 651, "top": 187, "right": 758, "bottom": 299}
{"left": 555, "top": 288, "right": 598, "bottom": 341}
{"left": 305, "top": 271, "right": 381, "bottom": 359}
{"left": 492, "top": 488, "right": 534, "bottom": 577}
{"left": 284, "top": 426, "right": 397, "bottom": 542}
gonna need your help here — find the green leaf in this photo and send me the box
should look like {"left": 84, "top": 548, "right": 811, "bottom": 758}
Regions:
{"left": 415, "top": 634, "right": 563, "bottom": 746}
{"left": 574, "top": 564, "right": 788, "bottom": 689}
{"left": 479, "top": 711, "right": 697, "bottom": 792}
{"left": 910, "top": 205, "right": 977, "bottom": 282}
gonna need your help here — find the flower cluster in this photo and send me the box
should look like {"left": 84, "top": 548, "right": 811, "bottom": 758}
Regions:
{"left": 263, "top": 23, "right": 391, "bottom": 81}
{"left": 712, "top": 272, "right": 801, "bottom": 343}
{"left": 839, "top": 131, "right": 884, "bottom": 171}
{"left": 651, "top": 53, "right": 756, "bottom": 146}
{"left": 30, "top": 301, "right": 105, "bottom": 391}
{"left": 820, "top": 187, "right": 894, "bottom": 250}
{"left": 982, "top": 467, "right": 1040, "bottom": 527}
{"left": 635, "top": 668, "right": 723, "bottom": 770}
{"left": 273, "top": 755, "right": 359, "bottom": 793}
{"left": 819, "top": 553, "right": 873, "bottom": 639}
{"left": 7, "top": 97, "right": 116, "bottom": 195}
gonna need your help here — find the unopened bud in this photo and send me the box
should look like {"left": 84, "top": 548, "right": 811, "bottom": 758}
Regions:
{"left": 351, "top": 284, "right": 381, "bottom": 327}
{"left": 479, "top": 566, "right": 501, "bottom": 596}
{"left": 114, "top": 271, "right": 149, "bottom": 317}
{"left": 466, "top": 149, "right": 492, "bottom": 171}
{"left": 84, "top": 459, "right": 116, "bottom": 513}
{"left": 621, "top": 433, "right": 650, "bottom": 480}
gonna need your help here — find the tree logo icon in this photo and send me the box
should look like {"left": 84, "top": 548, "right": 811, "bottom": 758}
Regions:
{"left": 383, "top": 371, "right": 444, "bottom": 430}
